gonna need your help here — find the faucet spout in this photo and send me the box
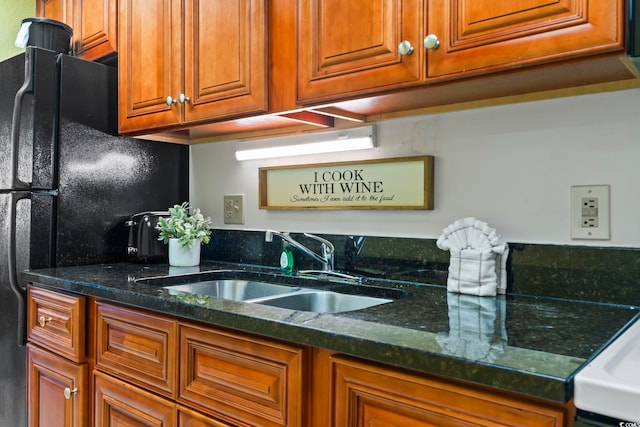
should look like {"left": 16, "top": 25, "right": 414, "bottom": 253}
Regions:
{"left": 265, "top": 230, "right": 334, "bottom": 271}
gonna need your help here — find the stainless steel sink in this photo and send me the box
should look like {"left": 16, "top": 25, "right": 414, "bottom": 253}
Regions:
{"left": 164, "top": 280, "right": 298, "bottom": 301}
{"left": 138, "top": 270, "right": 409, "bottom": 313}
{"left": 252, "top": 289, "right": 392, "bottom": 313}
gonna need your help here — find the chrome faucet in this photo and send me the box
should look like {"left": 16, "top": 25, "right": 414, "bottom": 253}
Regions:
{"left": 265, "top": 230, "right": 334, "bottom": 272}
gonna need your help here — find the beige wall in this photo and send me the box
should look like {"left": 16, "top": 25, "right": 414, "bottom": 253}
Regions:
{"left": 0, "top": 0, "right": 35, "bottom": 61}
{"left": 190, "top": 88, "right": 640, "bottom": 248}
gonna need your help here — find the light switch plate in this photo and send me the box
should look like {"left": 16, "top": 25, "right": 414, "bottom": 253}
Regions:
{"left": 223, "top": 194, "right": 244, "bottom": 224}
{"left": 570, "top": 185, "right": 610, "bottom": 240}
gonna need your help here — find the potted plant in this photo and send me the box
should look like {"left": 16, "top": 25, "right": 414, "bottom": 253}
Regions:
{"left": 156, "top": 202, "right": 212, "bottom": 266}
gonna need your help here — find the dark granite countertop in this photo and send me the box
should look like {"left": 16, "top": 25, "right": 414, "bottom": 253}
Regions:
{"left": 22, "top": 261, "right": 640, "bottom": 403}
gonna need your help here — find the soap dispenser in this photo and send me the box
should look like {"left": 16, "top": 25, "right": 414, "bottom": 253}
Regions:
{"left": 280, "top": 241, "right": 294, "bottom": 274}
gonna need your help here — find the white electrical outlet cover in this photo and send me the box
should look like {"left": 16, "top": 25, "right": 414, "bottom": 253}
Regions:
{"left": 223, "top": 194, "right": 245, "bottom": 225}
{"left": 570, "top": 185, "right": 610, "bottom": 240}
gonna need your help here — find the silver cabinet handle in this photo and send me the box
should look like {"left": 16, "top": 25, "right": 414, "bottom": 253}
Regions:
{"left": 64, "top": 387, "right": 78, "bottom": 400}
{"left": 165, "top": 96, "right": 177, "bottom": 106}
{"left": 398, "top": 40, "right": 414, "bottom": 56}
{"left": 423, "top": 34, "right": 440, "bottom": 50}
{"left": 178, "top": 93, "right": 191, "bottom": 104}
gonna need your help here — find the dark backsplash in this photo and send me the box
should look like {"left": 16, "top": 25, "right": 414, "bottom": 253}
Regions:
{"left": 202, "top": 229, "right": 640, "bottom": 306}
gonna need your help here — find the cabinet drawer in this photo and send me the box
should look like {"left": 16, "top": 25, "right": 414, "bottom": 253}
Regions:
{"left": 95, "top": 302, "right": 177, "bottom": 399}
{"left": 179, "top": 323, "right": 306, "bottom": 427}
{"left": 94, "top": 371, "right": 176, "bottom": 427}
{"left": 27, "top": 287, "right": 85, "bottom": 362}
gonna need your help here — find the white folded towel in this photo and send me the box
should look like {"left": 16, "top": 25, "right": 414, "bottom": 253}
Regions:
{"left": 436, "top": 217, "right": 508, "bottom": 296}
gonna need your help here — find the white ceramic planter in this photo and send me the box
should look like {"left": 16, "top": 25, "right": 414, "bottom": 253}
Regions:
{"left": 168, "top": 238, "right": 201, "bottom": 267}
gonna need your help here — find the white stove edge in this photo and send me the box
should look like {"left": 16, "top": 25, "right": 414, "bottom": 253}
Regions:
{"left": 574, "top": 315, "right": 640, "bottom": 423}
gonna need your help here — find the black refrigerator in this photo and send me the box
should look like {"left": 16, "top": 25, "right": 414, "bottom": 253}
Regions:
{"left": 0, "top": 47, "right": 189, "bottom": 426}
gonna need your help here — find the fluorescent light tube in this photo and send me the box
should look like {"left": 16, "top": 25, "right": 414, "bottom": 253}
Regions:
{"left": 235, "top": 125, "right": 375, "bottom": 161}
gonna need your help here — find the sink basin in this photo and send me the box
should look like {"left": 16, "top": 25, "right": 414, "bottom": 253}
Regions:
{"left": 138, "top": 270, "right": 408, "bottom": 313}
{"left": 164, "top": 280, "right": 298, "bottom": 301}
{"left": 574, "top": 316, "right": 640, "bottom": 422}
{"left": 254, "top": 289, "right": 392, "bottom": 313}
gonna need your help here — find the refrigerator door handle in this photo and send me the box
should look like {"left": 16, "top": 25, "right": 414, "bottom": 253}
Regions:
{"left": 10, "top": 50, "right": 34, "bottom": 191}
{"left": 8, "top": 191, "right": 30, "bottom": 346}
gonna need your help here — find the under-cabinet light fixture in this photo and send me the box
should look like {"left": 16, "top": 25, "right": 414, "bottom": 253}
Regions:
{"left": 234, "top": 125, "right": 375, "bottom": 161}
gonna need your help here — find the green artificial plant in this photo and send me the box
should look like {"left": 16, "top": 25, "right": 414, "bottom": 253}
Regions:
{"left": 156, "top": 202, "right": 212, "bottom": 248}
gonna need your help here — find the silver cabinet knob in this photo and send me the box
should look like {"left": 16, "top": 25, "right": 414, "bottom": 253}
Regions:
{"left": 165, "top": 96, "right": 177, "bottom": 106}
{"left": 423, "top": 34, "right": 440, "bottom": 50}
{"left": 64, "top": 387, "right": 78, "bottom": 399}
{"left": 397, "top": 40, "right": 414, "bottom": 56}
{"left": 178, "top": 93, "right": 191, "bottom": 104}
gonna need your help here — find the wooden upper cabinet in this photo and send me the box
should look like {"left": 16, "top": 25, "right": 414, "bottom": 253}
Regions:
{"left": 297, "top": 0, "right": 626, "bottom": 104}
{"left": 183, "top": 0, "right": 268, "bottom": 123}
{"left": 74, "top": 0, "right": 117, "bottom": 60}
{"left": 37, "top": 0, "right": 117, "bottom": 61}
{"left": 37, "top": 0, "right": 73, "bottom": 26}
{"left": 118, "top": 0, "right": 183, "bottom": 133}
{"left": 118, "top": 0, "right": 268, "bottom": 135}
{"left": 426, "top": 0, "right": 625, "bottom": 79}
{"left": 297, "top": 0, "right": 425, "bottom": 104}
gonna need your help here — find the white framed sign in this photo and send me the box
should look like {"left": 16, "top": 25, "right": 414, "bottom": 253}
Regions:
{"left": 259, "top": 156, "right": 434, "bottom": 210}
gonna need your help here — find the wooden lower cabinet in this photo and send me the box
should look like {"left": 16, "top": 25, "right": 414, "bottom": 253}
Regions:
{"left": 179, "top": 406, "right": 234, "bottom": 427}
{"left": 28, "top": 287, "right": 86, "bottom": 363}
{"left": 26, "top": 287, "right": 89, "bottom": 427}
{"left": 94, "top": 371, "right": 175, "bottom": 426}
{"left": 26, "top": 344, "right": 88, "bottom": 427}
{"left": 321, "top": 352, "right": 574, "bottom": 427}
{"left": 95, "top": 301, "right": 178, "bottom": 399}
{"left": 26, "top": 293, "right": 576, "bottom": 427}
{"left": 93, "top": 301, "right": 307, "bottom": 427}
{"left": 94, "top": 372, "right": 236, "bottom": 427}
{"left": 178, "top": 323, "right": 306, "bottom": 427}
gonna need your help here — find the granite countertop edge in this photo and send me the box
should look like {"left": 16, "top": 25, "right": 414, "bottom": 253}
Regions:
{"left": 22, "top": 261, "right": 620, "bottom": 404}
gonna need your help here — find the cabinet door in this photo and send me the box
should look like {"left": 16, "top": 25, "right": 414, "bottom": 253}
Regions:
{"left": 36, "top": 0, "right": 74, "bottom": 26}
{"left": 179, "top": 323, "right": 306, "bottom": 427}
{"left": 426, "top": 0, "right": 624, "bottom": 78}
{"left": 330, "top": 355, "right": 571, "bottom": 427}
{"left": 74, "top": 0, "right": 117, "bottom": 60}
{"left": 183, "top": 0, "right": 268, "bottom": 123}
{"left": 27, "top": 344, "right": 88, "bottom": 427}
{"left": 94, "top": 372, "right": 176, "bottom": 427}
{"left": 297, "top": 0, "right": 424, "bottom": 104}
{"left": 118, "top": 0, "right": 183, "bottom": 134}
